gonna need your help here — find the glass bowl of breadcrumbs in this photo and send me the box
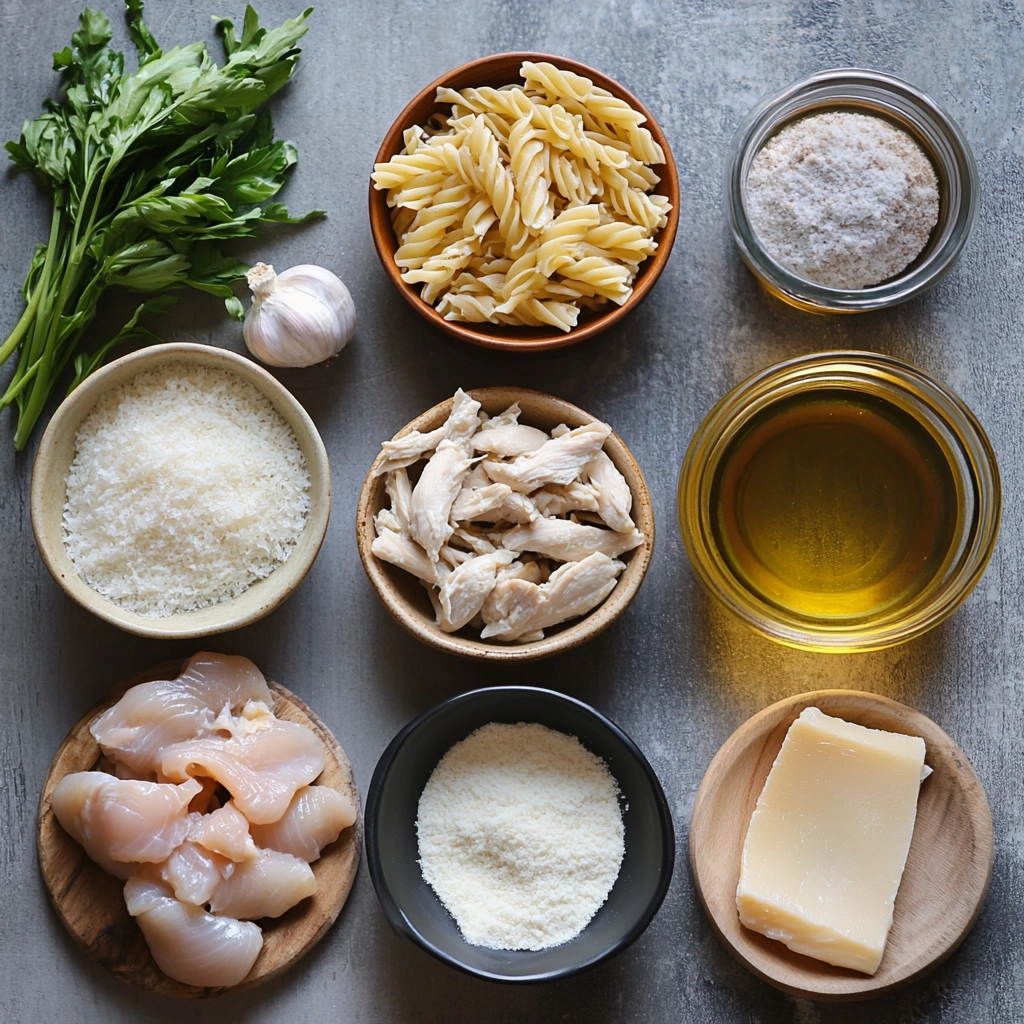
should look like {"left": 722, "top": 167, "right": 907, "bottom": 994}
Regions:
{"left": 725, "top": 68, "right": 977, "bottom": 314}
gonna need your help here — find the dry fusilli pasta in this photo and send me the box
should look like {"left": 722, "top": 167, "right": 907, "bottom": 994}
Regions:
{"left": 372, "top": 61, "right": 671, "bottom": 332}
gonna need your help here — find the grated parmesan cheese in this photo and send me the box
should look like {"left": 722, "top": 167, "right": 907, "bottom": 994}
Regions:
{"left": 63, "top": 363, "right": 311, "bottom": 617}
{"left": 416, "top": 722, "right": 624, "bottom": 951}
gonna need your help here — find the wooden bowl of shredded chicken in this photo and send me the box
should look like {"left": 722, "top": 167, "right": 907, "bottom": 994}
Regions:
{"left": 355, "top": 387, "right": 655, "bottom": 661}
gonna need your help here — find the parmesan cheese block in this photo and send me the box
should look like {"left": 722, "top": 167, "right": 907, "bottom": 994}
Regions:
{"left": 735, "top": 707, "right": 928, "bottom": 975}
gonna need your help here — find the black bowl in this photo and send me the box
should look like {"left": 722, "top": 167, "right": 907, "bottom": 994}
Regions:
{"left": 364, "top": 686, "right": 675, "bottom": 983}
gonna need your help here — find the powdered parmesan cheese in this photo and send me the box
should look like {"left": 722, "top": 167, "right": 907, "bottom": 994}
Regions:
{"left": 746, "top": 111, "right": 939, "bottom": 289}
{"left": 416, "top": 722, "right": 624, "bottom": 951}
{"left": 63, "top": 363, "right": 310, "bottom": 617}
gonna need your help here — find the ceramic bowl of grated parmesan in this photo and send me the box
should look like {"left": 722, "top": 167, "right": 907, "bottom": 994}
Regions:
{"left": 31, "top": 343, "right": 330, "bottom": 638}
{"left": 726, "top": 69, "right": 978, "bottom": 313}
{"left": 364, "top": 686, "right": 674, "bottom": 982}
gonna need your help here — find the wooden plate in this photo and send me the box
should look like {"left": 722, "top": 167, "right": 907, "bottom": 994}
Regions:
{"left": 689, "top": 690, "right": 993, "bottom": 1001}
{"left": 37, "top": 661, "right": 361, "bottom": 998}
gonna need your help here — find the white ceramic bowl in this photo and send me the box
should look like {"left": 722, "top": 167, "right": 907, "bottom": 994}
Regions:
{"left": 31, "top": 344, "right": 331, "bottom": 639}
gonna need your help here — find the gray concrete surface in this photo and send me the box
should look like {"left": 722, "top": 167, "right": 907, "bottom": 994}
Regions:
{"left": 1, "top": 1, "right": 1022, "bottom": 1021}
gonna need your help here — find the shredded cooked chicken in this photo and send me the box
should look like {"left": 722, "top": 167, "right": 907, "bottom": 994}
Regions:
{"left": 482, "top": 421, "right": 612, "bottom": 493}
{"left": 481, "top": 552, "right": 626, "bottom": 640}
{"left": 473, "top": 422, "right": 550, "bottom": 457}
{"left": 409, "top": 440, "right": 477, "bottom": 562}
{"left": 586, "top": 450, "right": 635, "bottom": 533}
{"left": 503, "top": 518, "right": 644, "bottom": 562}
{"left": 370, "top": 389, "right": 645, "bottom": 642}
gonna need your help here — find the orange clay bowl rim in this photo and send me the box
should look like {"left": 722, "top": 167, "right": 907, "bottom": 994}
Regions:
{"left": 355, "top": 387, "right": 655, "bottom": 661}
{"left": 368, "top": 52, "right": 680, "bottom": 352}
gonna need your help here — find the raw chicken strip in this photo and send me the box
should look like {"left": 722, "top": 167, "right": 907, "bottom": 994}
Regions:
{"left": 503, "top": 518, "right": 644, "bottom": 562}
{"left": 586, "top": 450, "right": 635, "bottom": 532}
{"left": 371, "top": 529, "right": 447, "bottom": 584}
{"left": 208, "top": 848, "right": 316, "bottom": 919}
{"left": 52, "top": 772, "right": 201, "bottom": 868}
{"left": 124, "top": 872, "right": 262, "bottom": 988}
{"left": 90, "top": 653, "right": 273, "bottom": 776}
{"left": 160, "top": 838, "right": 232, "bottom": 906}
{"left": 249, "top": 786, "right": 356, "bottom": 862}
{"left": 190, "top": 802, "right": 259, "bottom": 863}
{"left": 160, "top": 717, "right": 327, "bottom": 825}
{"left": 410, "top": 440, "right": 475, "bottom": 561}
{"left": 482, "top": 552, "right": 625, "bottom": 640}
{"left": 532, "top": 481, "right": 600, "bottom": 517}
{"left": 482, "top": 421, "right": 612, "bottom": 492}
{"left": 188, "top": 776, "right": 223, "bottom": 815}
{"left": 50, "top": 774, "right": 134, "bottom": 879}
{"left": 472, "top": 423, "right": 550, "bottom": 457}
{"left": 437, "top": 549, "right": 517, "bottom": 631}
{"left": 373, "top": 388, "right": 482, "bottom": 475}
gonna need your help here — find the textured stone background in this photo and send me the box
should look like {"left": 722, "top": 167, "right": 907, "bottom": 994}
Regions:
{"left": 1, "top": 1, "right": 1021, "bottom": 1020}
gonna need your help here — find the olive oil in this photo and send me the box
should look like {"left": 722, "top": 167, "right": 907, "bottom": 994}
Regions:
{"left": 710, "top": 389, "right": 959, "bottom": 623}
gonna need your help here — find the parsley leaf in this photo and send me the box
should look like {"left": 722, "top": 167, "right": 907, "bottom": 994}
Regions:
{"left": 0, "top": 2, "right": 319, "bottom": 448}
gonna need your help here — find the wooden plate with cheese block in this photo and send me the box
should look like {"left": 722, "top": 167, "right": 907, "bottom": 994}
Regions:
{"left": 37, "top": 660, "right": 361, "bottom": 998}
{"left": 689, "top": 690, "right": 992, "bottom": 1001}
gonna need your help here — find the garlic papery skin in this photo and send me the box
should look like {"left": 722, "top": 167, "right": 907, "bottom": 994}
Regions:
{"left": 243, "top": 262, "right": 356, "bottom": 368}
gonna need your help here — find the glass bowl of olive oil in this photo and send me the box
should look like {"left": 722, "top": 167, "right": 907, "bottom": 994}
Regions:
{"left": 679, "top": 352, "right": 1000, "bottom": 652}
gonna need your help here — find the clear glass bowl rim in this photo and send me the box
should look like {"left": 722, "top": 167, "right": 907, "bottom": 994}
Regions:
{"left": 725, "top": 68, "right": 979, "bottom": 313}
{"left": 678, "top": 350, "right": 1001, "bottom": 652}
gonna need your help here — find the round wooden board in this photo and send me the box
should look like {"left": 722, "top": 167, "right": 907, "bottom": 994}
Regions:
{"left": 37, "top": 660, "right": 362, "bottom": 999}
{"left": 689, "top": 690, "right": 993, "bottom": 1001}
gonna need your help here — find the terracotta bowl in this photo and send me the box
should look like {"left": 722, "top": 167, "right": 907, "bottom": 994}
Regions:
{"left": 368, "top": 52, "right": 679, "bottom": 352}
{"left": 31, "top": 344, "right": 331, "bottom": 639}
{"left": 355, "top": 387, "right": 655, "bottom": 661}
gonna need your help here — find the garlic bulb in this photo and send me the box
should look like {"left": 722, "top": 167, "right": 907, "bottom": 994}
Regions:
{"left": 243, "top": 262, "right": 356, "bottom": 367}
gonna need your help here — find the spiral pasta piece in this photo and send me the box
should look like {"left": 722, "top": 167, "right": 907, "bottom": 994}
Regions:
{"left": 372, "top": 61, "right": 671, "bottom": 331}
{"left": 508, "top": 119, "right": 553, "bottom": 230}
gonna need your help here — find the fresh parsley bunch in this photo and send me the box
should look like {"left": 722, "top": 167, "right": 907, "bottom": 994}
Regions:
{"left": 1, "top": 1, "right": 320, "bottom": 448}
